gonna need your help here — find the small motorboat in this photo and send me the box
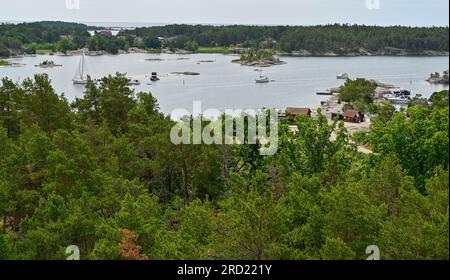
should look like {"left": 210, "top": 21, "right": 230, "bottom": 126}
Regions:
{"left": 391, "top": 88, "right": 411, "bottom": 96}
{"left": 384, "top": 94, "right": 411, "bottom": 104}
{"left": 127, "top": 79, "right": 140, "bottom": 86}
{"left": 317, "top": 89, "right": 333, "bottom": 95}
{"left": 337, "top": 73, "right": 349, "bottom": 79}
{"left": 150, "top": 72, "right": 160, "bottom": 82}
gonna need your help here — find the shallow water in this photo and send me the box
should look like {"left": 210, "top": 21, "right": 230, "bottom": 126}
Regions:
{"left": 1, "top": 53, "right": 448, "bottom": 115}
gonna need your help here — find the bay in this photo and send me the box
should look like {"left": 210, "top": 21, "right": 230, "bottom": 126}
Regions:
{"left": 1, "top": 53, "right": 448, "bottom": 115}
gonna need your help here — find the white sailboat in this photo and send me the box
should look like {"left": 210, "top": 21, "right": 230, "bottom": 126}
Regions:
{"left": 255, "top": 69, "right": 270, "bottom": 83}
{"left": 72, "top": 51, "right": 89, "bottom": 85}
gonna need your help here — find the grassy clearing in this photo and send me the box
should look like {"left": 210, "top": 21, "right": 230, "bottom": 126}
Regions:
{"left": 36, "top": 49, "right": 54, "bottom": 55}
{"left": 196, "top": 47, "right": 234, "bottom": 54}
{"left": 0, "top": 60, "right": 12, "bottom": 66}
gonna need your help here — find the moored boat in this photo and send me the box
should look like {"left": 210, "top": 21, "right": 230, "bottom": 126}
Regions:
{"left": 317, "top": 89, "right": 332, "bottom": 95}
{"left": 128, "top": 79, "right": 141, "bottom": 86}
{"left": 337, "top": 73, "right": 349, "bottom": 79}
{"left": 255, "top": 70, "right": 270, "bottom": 83}
{"left": 150, "top": 72, "right": 160, "bottom": 82}
{"left": 384, "top": 94, "right": 411, "bottom": 104}
{"left": 72, "top": 51, "right": 89, "bottom": 85}
{"left": 256, "top": 76, "right": 270, "bottom": 83}
{"left": 391, "top": 88, "right": 411, "bottom": 96}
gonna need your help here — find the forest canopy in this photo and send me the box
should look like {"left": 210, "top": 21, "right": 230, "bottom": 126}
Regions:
{"left": 0, "top": 74, "right": 448, "bottom": 260}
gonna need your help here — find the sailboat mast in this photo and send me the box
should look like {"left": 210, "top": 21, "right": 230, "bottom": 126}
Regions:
{"left": 80, "top": 51, "right": 84, "bottom": 79}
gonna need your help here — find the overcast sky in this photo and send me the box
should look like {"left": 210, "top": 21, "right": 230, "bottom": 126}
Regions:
{"left": 0, "top": 0, "right": 448, "bottom": 26}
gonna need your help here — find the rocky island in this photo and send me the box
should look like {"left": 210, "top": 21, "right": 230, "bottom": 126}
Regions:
{"left": 35, "top": 60, "right": 62, "bottom": 68}
{"left": 232, "top": 50, "right": 286, "bottom": 67}
{"left": 427, "top": 70, "right": 449, "bottom": 85}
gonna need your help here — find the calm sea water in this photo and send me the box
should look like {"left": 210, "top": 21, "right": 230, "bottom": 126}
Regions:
{"left": 1, "top": 54, "right": 448, "bottom": 115}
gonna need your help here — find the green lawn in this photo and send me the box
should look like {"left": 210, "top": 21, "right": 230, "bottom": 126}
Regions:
{"left": 0, "top": 59, "right": 12, "bottom": 66}
{"left": 36, "top": 49, "right": 54, "bottom": 55}
{"left": 196, "top": 47, "right": 234, "bottom": 54}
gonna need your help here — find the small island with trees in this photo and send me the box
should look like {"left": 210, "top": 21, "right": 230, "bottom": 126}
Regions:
{"left": 427, "top": 70, "right": 449, "bottom": 85}
{"left": 34, "top": 60, "right": 62, "bottom": 68}
{"left": 232, "top": 49, "right": 286, "bottom": 67}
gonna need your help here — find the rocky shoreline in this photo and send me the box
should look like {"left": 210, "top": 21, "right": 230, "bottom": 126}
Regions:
{"left": 427, "top": 77, "right": 449, "bottom": 84}
{"left": 232, "top": 58, "right": 287, "bottom": 67}
{"left": 35, "top": 60, "right": 62, "bottom": 68}
{"left": 282, "top": 48, "right": 449, "bottom": 57}
{"left": 321, "top": 79, "right": 402, "bottom": 116}
{"left": 3, "top": 47, "right": 448, "bottom": 59}
{"left": 426, "top": 71, "right": 449, "bottom": 85}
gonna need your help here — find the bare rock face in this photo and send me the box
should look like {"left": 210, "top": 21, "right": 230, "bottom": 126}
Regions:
{"left": 291, "top": 49, "right": 312, "bottom": 56}
{"left": 427, "top": 76, "right": 449, "bottom": 85}
{"left": 378, "top": 47, "right": 408, "bottom": 56}
{"left": 422, "top": 50, "right": 450, "bottom": 56}
{"left": 233, "top": 59, "right": 287, "bottom": 67}
{"left": 374, "top": 87, "right": 391, "bottom": 99}
{"left": 358, "top": 48, "right": 372, "bottom": 56}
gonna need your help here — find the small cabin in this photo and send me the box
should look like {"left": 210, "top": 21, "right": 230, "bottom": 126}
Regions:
{"left": 343, "top": 110, "right": 365, "bottom": 123}
{"left": 286, "top": 107, "right": 312, "bottom": 121}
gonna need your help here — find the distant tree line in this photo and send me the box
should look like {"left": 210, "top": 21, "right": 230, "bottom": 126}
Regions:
{"left": 122, "top": 24, "right": 449, "bottom": 54}
{"left": 0, "top": 22, "right": 448, "bottom": 57}
{"left": 0, "top": 21, "right": 90, "bottom": 56}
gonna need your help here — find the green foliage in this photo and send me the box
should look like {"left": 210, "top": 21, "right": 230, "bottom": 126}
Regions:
{"left": 143, "top": 36, "right": 161, "bottom": 49}
{"left": 0, "top": 75, "right": 447, "bottom": 260}
{"left": 376, "top": 100, "right": 396, "bottom": 121}
{"left": 370, "top": 103, "right": 449, "bottom": 192}
{"left": 429, "top": 90, "right": 449, "bottom": 109}
{"left": 377, "top": 168, "right": 449, "bottom": 259}
{"left": 0, "top": 78, "right": 23, "bottom": 138}
{"left": 55, "top": 38, "right": 77, "bottom": 54}
{"left": 278, "top": 113, "right": 355, "bottom": 176}
{"left": 339, "top": 78, "right": 377, "bottom": 109}
{"left": 86, "top": 35, "right": 127, "bottom": 54}
{"left": 184, "top": 40, "right": 199, "bottom": 52}
{"left": 0, "top": 21, "right": 89, "bottom": 57}
{"left": 21, "top": 74, "right": 73, "bottom": 135}
{"left": 0, "top": 60, "right": 12, "bottom": 66}
{"left": 320, "top": 237, "right": 356, "bottom": 260}
{"left": 236, "top": 49, "right": 278, "bottom": 62}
